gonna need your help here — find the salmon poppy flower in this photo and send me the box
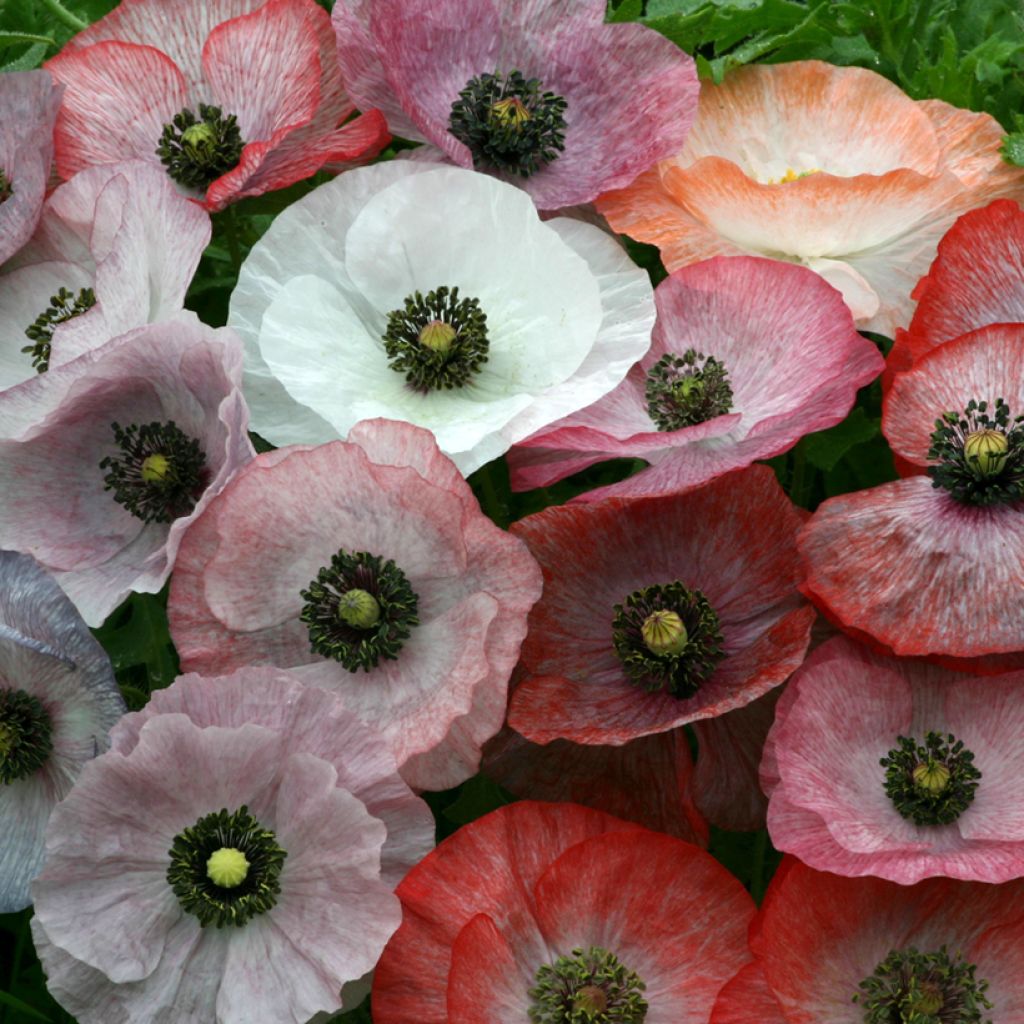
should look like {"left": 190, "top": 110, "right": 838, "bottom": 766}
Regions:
{"left": 0, "top": 160, "right": 210, "bottom": 391}
{"left": 509, "top": 255, "right": 882, "bottom": 501}
{"left": 888, "top": 198, "right": 1024, "bottom": 380}
{"left": 331, "top": 0, "right": 699, "bottom": 209}
{"left": 45, "top": 0, "right": 388, "bottom": 211}
{"left": 718, "top": 858, "right": 1024, "bottom": 1023}
{"left": 0, "top": 550, "right": 123, "bottom": 913}
{"left": 764, "top": 635, "right": 1024, "bottom": 884}
{"left": 597, "top": 60, "right": 1024, "bottom": 336}
{"left": 372, "top": 802, "right": 755, "bottom": 1024}
{"left": 800, "top": 324, "right": 1024, "bottom": 671}
{"left": 0, "top": 70, "right": 62, "bottom": 265}
{"left": 507, "top": 465, "right": 814, "bottom": 746}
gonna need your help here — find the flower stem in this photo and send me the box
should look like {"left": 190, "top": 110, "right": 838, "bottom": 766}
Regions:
{"left": 37, "top": 0, "right": 87, "bottom": 32}
{"left": 223, "top": 205, "right": 243, "bottom": 276}
{"left": 471, "top": 458, "right": 511, "bottom": 528}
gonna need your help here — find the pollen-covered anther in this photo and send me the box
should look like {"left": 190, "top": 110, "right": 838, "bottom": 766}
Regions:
{"left": 644, "top": 350, "right": 733, "bottom": 431}
{"left": 22, "top": 286, "right": 97, "bottom": 373}
{"left": 0, "top": 688, "right": 54, "bottom": 784}
{"left": 529, "top": 945, "right": 647, "bottom": 1024}
{"left": 156, "top": 103, "right": 244, "bottom": 191}
{"left": 881, "top": 731, "right": 980, "bottom": 826}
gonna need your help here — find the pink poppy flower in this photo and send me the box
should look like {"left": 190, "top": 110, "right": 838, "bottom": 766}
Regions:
{"left": 0, "top": 70, "right": 62, "bottom": 265}
{"left": 168, "top": 419, "right": 543, "bottom": 791}
{"left": 0, "top": 550, "right": 123, "bottom": 913}
{"left": 46, "top": 0, "right": 389, "bottom": 211}
{"left": 506, "top": 465, "right": 815, "bottom": 746}
{"left": 372, "top": 801, "right": 755, "bottom": 1024}
{"left": 481, "top": 722, "right": 709, "bottom": 845}
{"left": 888, "top": 198, "right": 1024, "bottom": 381}
{"left": 0, "top": 316, "right": 253, "bottom": 626}
{"left": 330, "top": 0, "right": 698, "bottom": 209}
{"left": 0, "top": 160, "right": 210, "bottom": 391}
{"left": 764, "top": 635, "right": 1024, "bottom": 883}
{"left": 729, "top": 858, "right": 1024, "bottom": 1022}
{"left": 509, "top": 256, "right": 882, "bottom": 500}
{"left": 800, "top": 323, "right": 1024, "bottom": 671}
{"left": 32, "top": 669, "right": 425, "bottom": 1023}
{"left": 597, "top": 60, "right": 1024, "bottom": 335}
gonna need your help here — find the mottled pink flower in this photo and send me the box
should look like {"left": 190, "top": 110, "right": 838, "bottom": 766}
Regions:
{"left": 0, "top": 70, "right": 62, "bottom": 265}
{"left": 32, "top": 668, "right": 427, "bottom": 1023}
{"left": 728, "top": 858, "right": 1024, "bottom": 1022}
{"left": 331, "top": 0, "right": 698, "bottom": 209}
{"left": 507, "top": 465, "right": 814, "bottom": 746}
{"left": 46, "top": 0, "right": 389, "bottom": 211}
{"left": 373, "top": 802, "right": 755, "bottom": 1024}
{"left": 800, "top": 324, "right": 1024, "bottom": 672}
{"left": 888, "top": 198, "right": 1024, "bottom": 381}
{"left": 510, "top": 256, "right": 882, "bottom": 500}
{"left": 0, "top": 317, "right": 252, "bottom": 626}
{"left": 0, "top": 160, "right": 210, "bottom": 391}
{"left": 168, "top": 419, "right": 543, "bottom": 791}
{"left": 765, "top": 636, "right": 1024, "bottom": 883}
{"left": 0, "top": 550, "right": 123, "bottom": 913}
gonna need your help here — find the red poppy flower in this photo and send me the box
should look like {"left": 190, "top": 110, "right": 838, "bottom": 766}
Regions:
{"left": 46, "top": 0, "right": 388, "bottom": 211}
{"left": 373, "top": 801, "right": 755, "bottom": 1024}
{"left": 507, "top": 465, "right": 814, "bottom": 746}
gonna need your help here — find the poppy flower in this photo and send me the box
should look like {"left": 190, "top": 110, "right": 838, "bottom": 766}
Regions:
{"left": 372, "top": 801, "right": 755, "bottom": 1024}
{"left": 31, "top": 668, "right": 429, "bottom": 1023}
{"left": 331, "top": 0, "right": 699, "bottom": 209}
{"left": 45, "top": 0, "right": 389, "bottom": 211}
{"left": 0, "top": 550, "right": 123, "bottom": 913}
{"left": 0, "top": 160, "right": 210, "bottom": 390}
{"left": 509, "top": 255, "right": 882, "bottom": 501}
{"left": 597, "top": 60, "right": 1024, "bottom": 336}
{"left": 506, "top": 465, "right": 815, "bottom": 746}
{"left": 799, "top": 323, "right": 1024, "bottom": 671}
{"left": 228, "top": 162, "right": 654, "bottom": 474}
{"left": 0, "top": 316, "right": 253, "bottom": 626}
{"left": 722, "top": 857, "right": 1024, "bottom": 1023}
{"left": 764, "top": 635, "right": 1024, "bottom": 883}
{"left": 0, "top": 70, "right": 63, "bottom": 265}
{"left": 167, "top": 419, "right": 543, "bottom": 791}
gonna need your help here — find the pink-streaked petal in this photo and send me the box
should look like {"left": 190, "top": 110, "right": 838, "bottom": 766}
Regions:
{"left": 46, "top": 42, "right": 190, "bottom": 181}
{"left": 710, "top": 962, "right": 786, "bottom": 1024}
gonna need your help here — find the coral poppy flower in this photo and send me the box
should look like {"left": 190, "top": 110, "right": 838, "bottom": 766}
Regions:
{"left": 0, "top": 550, "right": 123, "bottom": 913}
{"left": 331, "top": 0, "right": 699, "bottom": 210}
{"left": 0, "top": 160, "right": 210, "bottom": 391}
{"left": 481, "top": 722, "right": 709, "bottom": 845}
{"left": 373, "top": 801, "right": 755, "bottom": 1024}
{"left": 764, "top": 635, "right": 1024, "bottom": 883}
{"left": 711, "top": 963, "right": 786, "bottom": 1024}
{"left": 799, "top": 324, "right": 1024, "bottom": 671}
{"left": 32, "top": 669, "right": 425, "bottom": 1024}
{"left": 723, "top": 858, "right": 1024, "bottom": 1023}
{"left": 0, "top": 70, "right": 63, "bottom": 265}
{"left": 509, "top": 256, "right": 882, "bottom": 500}
{"left": 597, "top": 60, "right": 1024, "bottom": 336}
{"left": 888, "top": 198, "right": 1024, "bottom": 380}
{"left": 229, "top": 162, "right": 654, "bottom": 474}
{"left": 168, "top": 419, "right": 543, "bottom": 791}
{"left": 506, "top": 465, "right": 814, "bottom": 746}
{"left": 45, "top": 0, "right": 388, "bottom": 211}
{"left": 0, "top": 317, "right": 253, "bottom": 626}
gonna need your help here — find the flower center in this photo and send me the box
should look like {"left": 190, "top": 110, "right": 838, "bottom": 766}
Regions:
{"left": 0, "top": 688, "right": 53, "bottom": 784}
{"left": 644, "top": 351, "right": 734, "bottom": 431}
{"left": 99, "top": 421, "right": 208, "bottom": 524}
{"left": 300, "top": 549, "right": 419, "bottom": 671}
{"left": 449, "top": 69, "right": 568, "bottom": 177}
{"left": 611, "top": 582, "right": 725, "bottom": 699}
{"left": 167, "top": 806, "right": 285, "bottom": 928}
{"left": 880, "top": 732, "right": 980, "bottom": 826}
{"left": 928, "top": 397, "right": 1024, "bottom": 505}
{"left": 22, "top": 286, "right": 97, "bottom": 373}
{"left": 529, "top": 946, "right": 647, "bottom": 1023}
{"left": 767, "top": 166, "right": 821, "bottom": 183}
{"left": 0, "top": 168, "right": 12, "bottom": 203}
{"left": 383, "top": 285, "right": 489, "bottom": 393}
{"left": 854, "top": 946, "right": 993, "bottom": 1023}
{"left": 157, "top": 104, "right": 244, "bottom": 191}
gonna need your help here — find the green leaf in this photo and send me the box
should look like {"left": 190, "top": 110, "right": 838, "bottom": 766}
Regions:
{"left": 801, "top": 408, "right": 881, "bottom": 472}
{"left": 92, "top": 590, "right": 180, "bottom": 698}
{"left": 608, "top": 0, "right": 643, "bottom": 22}
{"left": 0, "top": 41, "right": 47, "bottom": 70}
{"left": 0, "top": 31, "right": 55, "bottom": 46}
{"left": 442, "top": 774, "right": 515, "bottom": 827}
{"left": 0, "top": 989, "right": 53, "bottom": 1023}
{"left": 1001, "top": 132, "right": 1024, "bottom": 167}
